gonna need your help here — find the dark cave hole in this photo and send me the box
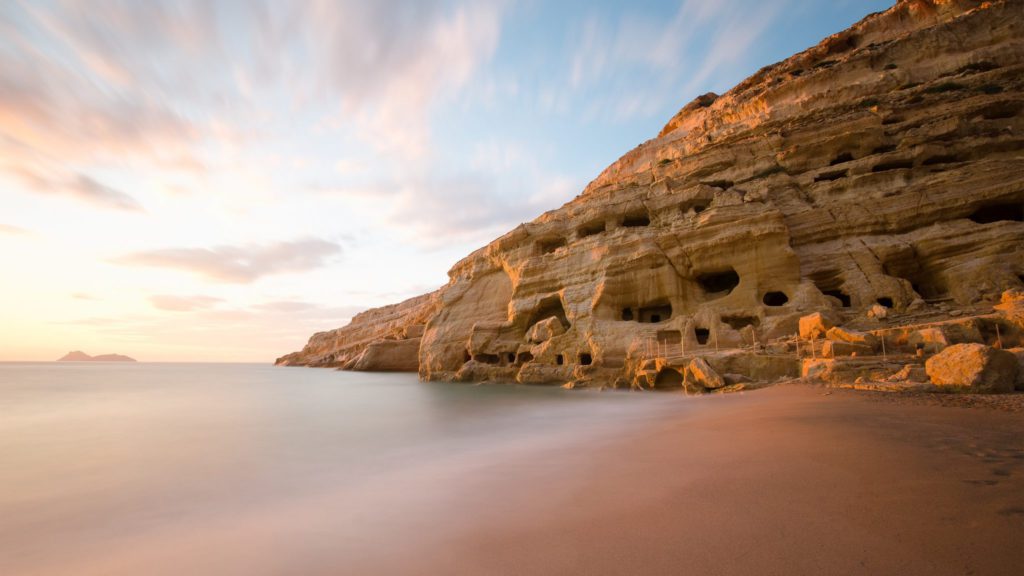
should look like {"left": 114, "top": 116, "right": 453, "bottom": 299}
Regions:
{"left": 968, "top": 203, "right": 1024, "bottom": 224}
{"left": 695, "top": 327, "right": 710, "bottom": 346}
{"left": 579, "top": 353, "right": 593, "bottom": 366}
{"left": 829, "top": 152, "right": 854, "bottom": 166}
{"left": 872, "top": 144, "right": 897, "bottom": 155}
{"left": 639, "top": 304, "right": 672, "bottom": 324}
{"left": 516, "top": 352, "right": 534, "bottom": 364}
{"left": 621, "top": 308, "right": 634, "bottom": 321}
{"left": 507, "top": 353, "right": 516, "bottom": 364}
{"left": 762, "top": 291, "right": 789, "bottom": 307}
{"left": 823, "top": 290, "right": 852, "bottom": 308}
{"left": 654, "top": 368, "right": 684, "bottom": 389}
{"left": 578, "top": 221, "right": 606, "bottom": 238}
{"left": 475, "top": 353, "right": 500, "bottom": 365}
{"left": 922, "top": 154, "right": 963, "bottom": 166}
{"left": 872, "top": 159, "right": 914, "bottom": 172}
{"left": 622, "top": 213, "right": 651, "bottom": 228}
{"left": 527, "top": 296, "right": 571, "bottom": 331}
{"left": 722, "top": 315, "right": 760, "bottom": 330}
{"left": 555, "top": 354, "right": 564, "bottom": 366}
{"left": 702, "top": 180, "right": 734, "bottom": 190}
{"left": 877, "top": 297, "right": 894, "bottom": 308}
{"left": 697, "top": 269, "right": 740, "bottom": 296}
{"left": 815, "top": 169, "right": 847, "bottom": 183}
{"left": 537, "top": 237, "right": 566, "bottom": 255}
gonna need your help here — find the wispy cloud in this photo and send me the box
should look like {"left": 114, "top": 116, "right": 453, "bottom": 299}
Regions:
{"left": 0, "top": 223, "right": 30, "bottom": 235}
{"left": 7, "top": 164, "right": 143, "bottom": 211}
{"left": 113, "top": 238, "right": 343, "bottom": 283}
{"left": 149, "top": 294, "right": 224, "bottom": 312}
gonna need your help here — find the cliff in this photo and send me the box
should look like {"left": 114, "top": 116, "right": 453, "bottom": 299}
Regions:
{"left": 279, "top": 0, "right": 1024, "bottom": 390}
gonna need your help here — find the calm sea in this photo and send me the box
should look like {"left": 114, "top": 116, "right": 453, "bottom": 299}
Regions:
{"left": 0, "top": 362, "right": 681, "bottom": 575}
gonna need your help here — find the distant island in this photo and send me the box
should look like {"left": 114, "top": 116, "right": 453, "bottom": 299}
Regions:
{"left": 57, "top": 351, "right": 136, "bottom": 362}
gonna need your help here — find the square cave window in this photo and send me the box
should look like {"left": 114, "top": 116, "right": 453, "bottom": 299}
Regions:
{"left": 579, "top": 353, "right": 593, "bottom": 366}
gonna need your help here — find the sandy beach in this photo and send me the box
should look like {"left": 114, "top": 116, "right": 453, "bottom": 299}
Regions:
{"left": 3, "top": 367, "right": 1021, "bottom": 576}
{"left": 360, "top": 386, "right": 1024, "bottom": 576}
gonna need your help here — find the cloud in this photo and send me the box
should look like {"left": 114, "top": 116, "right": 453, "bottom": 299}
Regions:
{"left": 113, "top": 238, "right": 343, "bottom": 283}
{"left": 149, "top": 294, "right": 223, "bottom": 312}
{"left": 0, "top": 223, "right": 29, "bottom": 235}
{"left": 6, "top": 158, "right": 144, "bottom": 211}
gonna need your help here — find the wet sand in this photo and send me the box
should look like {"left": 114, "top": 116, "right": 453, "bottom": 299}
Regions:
{"left": 364, "top": 385, "right": 1024, "bottom": 576}
{"left": 4, "top": 375, "right": 1022, "bottom": 575}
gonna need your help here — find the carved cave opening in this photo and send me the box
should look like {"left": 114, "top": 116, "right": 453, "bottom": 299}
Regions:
{"left": 474, "top": 353, "right": 500, "bottom": 364}
{"left": 516, "top": 352, "right": 534, "bottom": 364}
{"left": 622, "top": 213, "right": 652, "bottom": 228}
{"left": 695, "top": 327, "right": 711, "bottom": 345}
{"left": 680, "top": 199, "right": 710, "bottom": 215}
{"left": 824, "top": 290, "right": 852, "bottom": 307}
{"left": 697, "top": 268, "right": 740, "bottom": 297}
{"left": 578, "top": 220, "right": 607, "bottom": 238}
{"left": 884, "top": 258, "right": 949, "bottom": 300}
{"left": 639, "top": 303, "right": 673, "bottom": 324}
{"left": 621, "top": 308, "right": 635, "bottom": 321}
{"left": 555, "top": 354, "right": 564, "bottom": 365}
{"left": 829, "top": 152, "right": 855, "bottom": 166}
{"left": 968, "top": 203, "right": 1024, "bottom": 224}
{"left": 722, "top": 315, "right": 760, "bottom": 330}
{"left": 810, "top": 271, "right": 852, "bottom": 308}
{"left": 815, "top": 169, "right": 847, "bottom": 183}
{"left": 762, "top": 291, "right": 789, "bottom": 306}
{"left": 877, "top": 297, "right": 894, "bottom": 308}
{"left": 872, "top": 159, "right": 914, "bottom": 173}
{"left": 579, "top": 353, "right": 593, "bottom": 366}
{"left": 537, "top": 237, "right": 567, "bottom": 255}
{"left": 507, "top": 353, "right": 516, "bottom": 364}
{"left": 653, "top": 368, "right": 684, "bottom": 389}
{"left": 527, "top": 295, "right": 571, "bottom": 331}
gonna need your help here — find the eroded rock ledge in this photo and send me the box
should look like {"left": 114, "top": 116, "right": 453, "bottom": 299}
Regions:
{"left": 279, "top": 0, "right": 1024, "bottom": 392}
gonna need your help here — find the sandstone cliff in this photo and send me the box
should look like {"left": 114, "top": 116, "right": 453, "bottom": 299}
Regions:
{"left": 276, "top": 291, "right": 440, "bottom": 369}
{"left": 279, "top": 0, "right": 1024, "bottom": 390}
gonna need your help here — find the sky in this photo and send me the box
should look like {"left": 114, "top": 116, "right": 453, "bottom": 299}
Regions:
{"left": 0, "top": 0, "right": 893, "bottom": 362}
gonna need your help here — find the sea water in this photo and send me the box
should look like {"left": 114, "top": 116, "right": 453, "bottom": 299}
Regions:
{"left": 0, "top": 362, "right": 680, "bottom": 575}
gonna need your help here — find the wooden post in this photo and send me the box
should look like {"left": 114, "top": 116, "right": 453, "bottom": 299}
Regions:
{"left": 995, "top": 323, "right": 1003, "bottom": 349}
{"left": 881, "top": 332, "right": 886, "bottom": 359}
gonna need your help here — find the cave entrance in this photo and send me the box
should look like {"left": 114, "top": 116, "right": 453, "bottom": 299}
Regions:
{"left": 695, "top": 327, "right": 710, "bottom": 345}
{"left": 578, "top": 220, "right": 606, "bottom": 238}
{"left": 555, "top": 354, "right": 564, "bottom": 365}
{"left": 722, "top": 315, "right": 760, "bottom": 330}
{"left": 527, "top": 295, "right": 570, "bottom": 331}
{"left": 653, "top": 368, "right": 684, "bottom": 389}
{"left": 639, "top": 303, "right": 672, "bottom": 323}
{"left": 621, "top": 308, "right": 635, "bottom": 321}
{"left": 516, "top": 352, "right": 534, "bottom": 364}
{"left": 883, "top": 259, "right": 949, "bottom": 301}
{"left": 579, "top": 353, "right": 593, "bottom": 366}
{"left": 697, "top": 268, "right": 740, "bottom": 297}
{"left": 537, "top": 237, "right": 567, "bottom": 255}
{"left": 762, "top": 291, "right": 789, "bottom": 306}
{"left": 622, "top": 213, "right": 651, "bottom": 228}
{"left": 823, "top": 290, "right": 852, "bottom": 307}
{"left": 968, "top": 203, "right": 1024, "bottom": 224}
{"left": 877, "top": 297, "right": 894, "bottom": 308}
{"left": 810, "top": 271, "right": 852, "bottom": 308}
{"left": 474, "top": 353, "right": 500, "bottom": 365}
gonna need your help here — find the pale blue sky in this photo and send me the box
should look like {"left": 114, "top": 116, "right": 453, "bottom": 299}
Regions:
{"left": 0, "top": 0, "right": 893, "bottom": 361}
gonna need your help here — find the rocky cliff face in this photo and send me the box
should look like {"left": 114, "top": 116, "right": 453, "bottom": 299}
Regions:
{"left": 279, "top": 0, "right": 1024, "bottom": 389}
{"left": 276, "top": 291, "right": 440, "bottom": 369}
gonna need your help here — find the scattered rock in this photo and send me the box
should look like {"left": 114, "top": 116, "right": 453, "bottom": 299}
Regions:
{"left": 527, "top": 316, "right": 565, "bottom": 344}
{"left": 867, "top": 304, "right": 888, "bottom": 320}
{"left": 886, "top": 364, "right": 929, "bottom": 383}
{"left": 825, "top": 327, "right": 878, "bottom": 349}
{"left": 800, "top": 312, "right": 839, "bottom": 340}
{"left": 687, "top": 357, "right": 726, "bottom": 390}
{"left": 925, "top": 343, "right": 1019, "bottom": 394}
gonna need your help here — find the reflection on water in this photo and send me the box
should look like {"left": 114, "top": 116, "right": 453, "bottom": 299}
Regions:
{"left": 0, "top": 363, "right": 680, "bottom": 575}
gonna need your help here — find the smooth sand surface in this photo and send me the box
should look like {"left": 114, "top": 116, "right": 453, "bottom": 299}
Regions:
{"left": 364, "top": 385, "right": 1024, "bottom": 576}
{"left": 7, "top": 383, "right": 1022, "bottom": 575}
